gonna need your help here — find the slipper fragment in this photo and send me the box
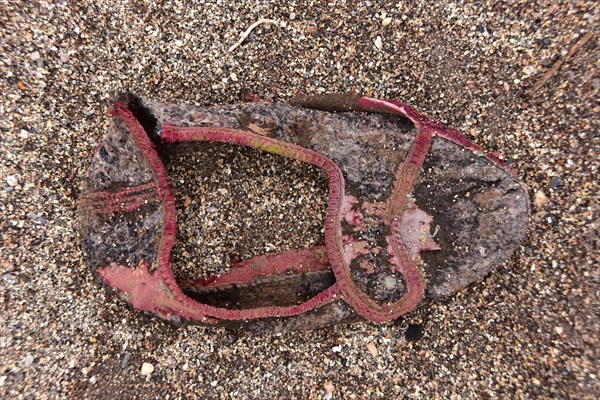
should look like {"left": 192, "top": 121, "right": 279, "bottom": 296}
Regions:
{"left": 78, "top": 93, "right": 529, "bottom": 331}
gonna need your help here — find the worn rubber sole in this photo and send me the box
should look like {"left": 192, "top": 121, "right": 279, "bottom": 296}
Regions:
{"left": 78, "top": 94, "right": 530, "bottom": 332}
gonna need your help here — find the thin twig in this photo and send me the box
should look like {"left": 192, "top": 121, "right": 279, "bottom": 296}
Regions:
{"left": 228, "top": 18, "right": 282, "bottom": 52}
{"left": 543, "top": 3, "right": 557, "bottom": 18}
{"left": 527, "top": 32, "right": 593, "bottom": 96}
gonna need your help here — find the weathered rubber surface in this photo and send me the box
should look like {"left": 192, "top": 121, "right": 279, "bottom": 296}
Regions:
{"left": 78, "top": 93, "right": 530, "bottom": 332}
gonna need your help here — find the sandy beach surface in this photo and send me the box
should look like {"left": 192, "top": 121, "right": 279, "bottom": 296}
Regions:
{"left": 0, "top": 1, "right": 597, "bottom": 398}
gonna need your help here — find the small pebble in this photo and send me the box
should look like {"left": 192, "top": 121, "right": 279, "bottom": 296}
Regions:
{"left": 140, "top": 362, "right": 154, "bottom": 377}
{"left": 534, "top": 190, "right": 549, "bottom": 208}
{"left": 289, "top": 12, "right": 296, "bottom": 20}
{"left": 6, "top": 176, "right": 18, "bottom": 187}
{"left": 366, "top": 341, "right": 378, "bottom": 356}
{"left": 29, "top": 51, "right": 40, "bottom": 61}
{"left": 549, "top": 176, "right": 560, "bottom": 190}
{"left": 375, "top": 36, "right": 383, "bottom": 50}
{"left": 22, "top": 354, "right": 34, "bottom": 368}
{"left": 18, "top": 129, "right": 29, "bottom": 139}
{"left": 523, "top": 65, "right": 538, "bottom": 76}
{"left": 121, "top": 353, "right": 131, "bottom": 369}
{"left": 89, "top": 376, "right": 97, "bottom": 385}
{"left": 323, "top": 380, "right": 334, "bottom": 399}
{"left": 382, "top": 17, "right": 392, "bottom": 26}
{"left": 0, "top": 260, "right": 13, "bottom": 274}
{"left": 383, "top": 275, "right": 397, "bottom": 289}
{"left": 405, "top": 324, "right": 425, "bottom": 342}
{"left": 555, "top": 326, "right": 563, "bottom": 335}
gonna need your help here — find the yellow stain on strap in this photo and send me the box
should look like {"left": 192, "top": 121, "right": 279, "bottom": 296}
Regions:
{"left": 251, "top": 140, "right": 287, "bottom": 156}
